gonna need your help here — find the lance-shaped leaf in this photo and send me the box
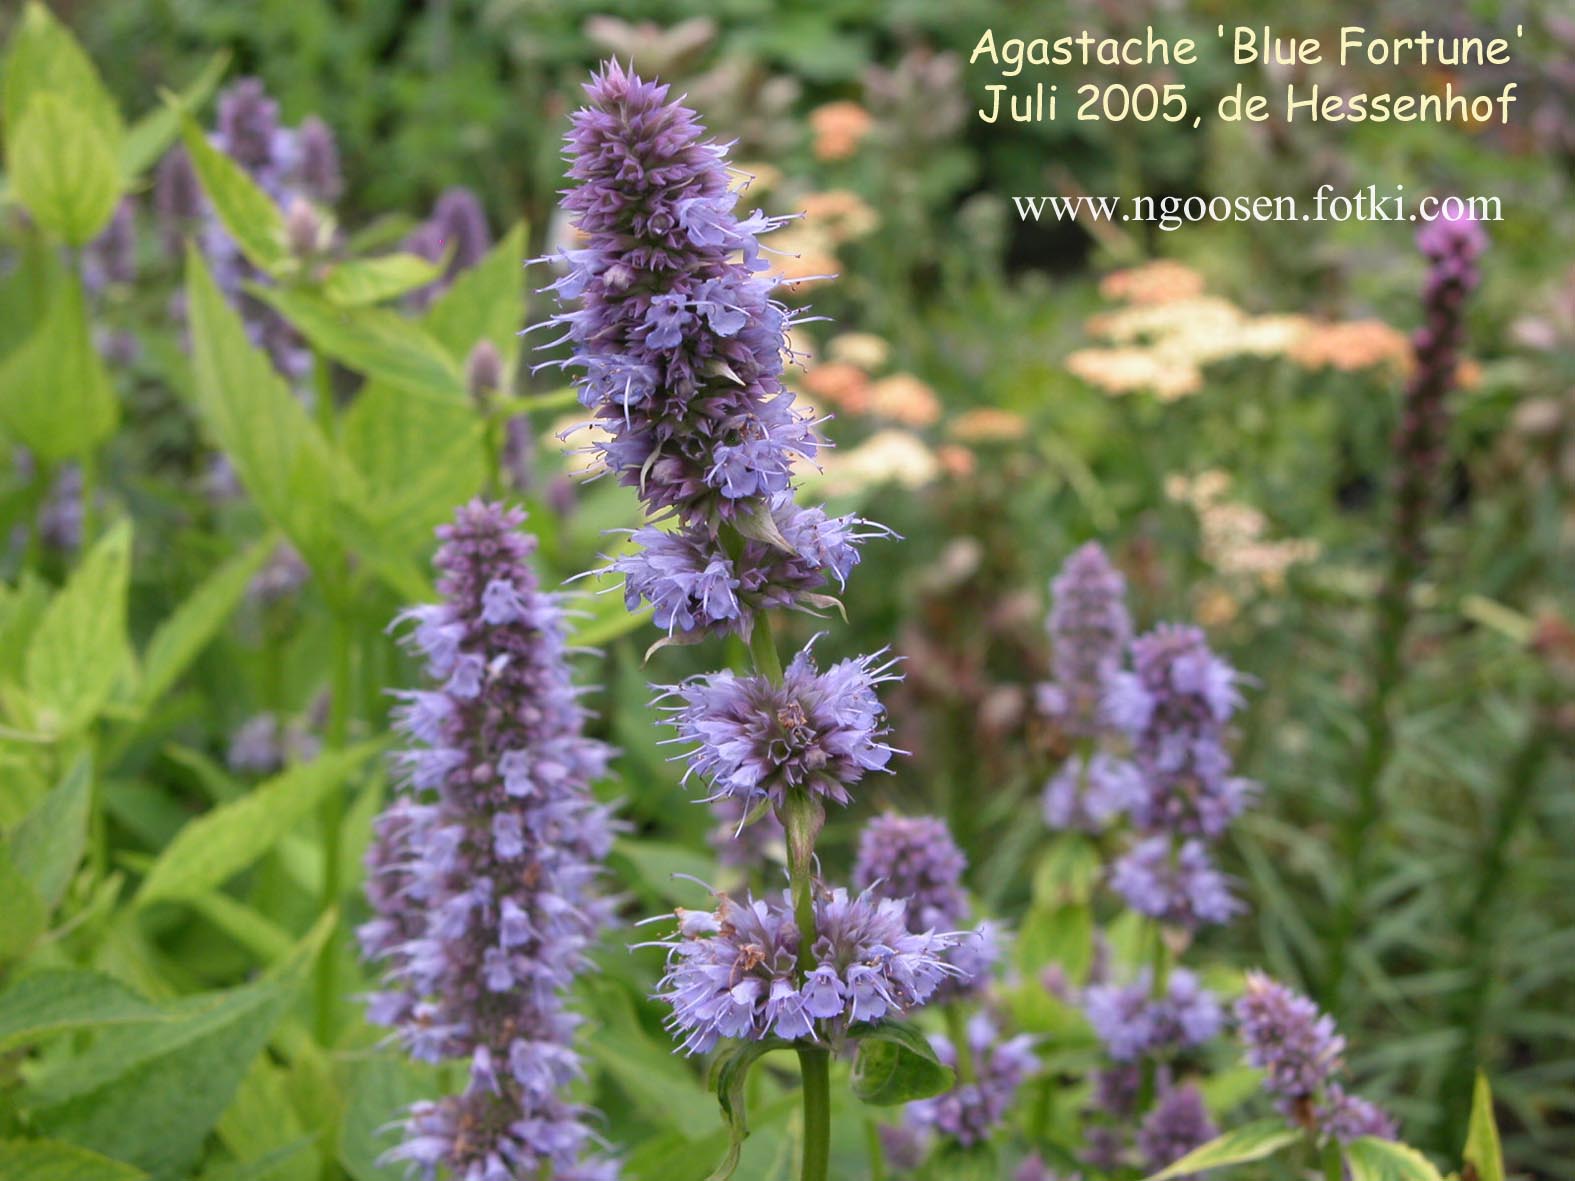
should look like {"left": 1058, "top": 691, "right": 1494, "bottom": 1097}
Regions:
{"left": 0, "top": 970, "right": 166, "bottom": 1054}
{"left": 0, "top": 263, "right": 119, "bottom": 460}
{"left": 28, "top": 913, "right": 334, "bottom": 1178}
{"left": 322, "top": 253, "right": 443, "bottom": 307}
{"left": 2, "top": 3, "right": 123, "bottom": 149}
{"left": 706, "top": 1039, "right": 790, "bottom": 1181}
{"left": 25, "top": 523, "right": 134, "bottom": 737}
{"left": 177, "top": 112, "right": 287, "bottom": 273}
{"left": 1344, "top": 1138, "right": 1445, "bottom": 1181}
{"left": 8, "top": 754, "right": 92, "bottom": 909}
{"left": 1462, "top": 1073, "right": 1504, "bottom": 1181}
{"left": 120, "top": 51, "right": 228, "bottom": 180}
{"left": 1142, "top": 1119, "right": 1302, "bottom": 1181}
{"left": 0, "top": 1138, "right": 147, "bottom": 1181}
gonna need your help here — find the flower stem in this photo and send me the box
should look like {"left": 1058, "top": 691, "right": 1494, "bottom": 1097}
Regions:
{"left": 797, "top": 1045, "right": 831, "bottom": 1181}
{"left": 945, "top": 1003, "right": 975, "bottom": 1083}
{"left": 314, "top": 611, "right": 354, "bottom": 1043}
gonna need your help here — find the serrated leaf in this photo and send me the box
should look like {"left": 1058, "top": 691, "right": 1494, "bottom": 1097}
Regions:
{"left": 8, "top": 754, "right": 92, "bottom": 908}
{"left": 849, "top": 1022, "right": 954, "bottom": 1106}
{"left": 0, "top": 969, "right": 165, "bottom": 1053}
{"left": 25, "top": 523, "right": 133, "bottom": 736}
{"left": 178, "top": 113, "right": 286, "bottom": 272}
{"left": 140, "top": 535, "right": 275, "bottom": 707}
{"left": 1344, "top": 1138, "right": 1445, "bottom": 1181}
{"left": 423, "top": 223, "right": 527, "bottom": 370}
{"left": 136, "top": 742, "right": 381, "bottom": 906}
{"left": 251, "top": 287, "right": 466, "bottom": 398}
{"left": 185, "top": 248, "right": 353, "bottom": 586}
{"left": 120, "top": 51, "right": 228, "bottom": 180}
{"left": 2, "top": 3, "right": 123, "bottom": 150}
{"left": 1462, "top": 1073, "right": 1504, "bottom": 1181}
{"left": 322, "top": 253, "right": 443, "bottom": 307}
{"left": 0, "top": 261, "right": 119, "bottom": 460}
{"left": 1142, "top": 1119, "right": 1301, "bottom": 1181}
{"left": 9, "top": 93, "right": 123, "bottom": 244}
{"left": 0, "top": 1138, "right": 146, "bottom": 1181}
{"left": 29, "top": 913, "right": 333, "bottom": 1178}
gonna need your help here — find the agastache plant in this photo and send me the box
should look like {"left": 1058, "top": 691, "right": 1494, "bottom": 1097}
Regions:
{"left": 359, "top": 501, "right": 619, "bottom": 1181}
{"left": 543, "top": 62, "right": 952, "bottom": 1181}
{"left": 1034, "top": 543, "right": 1255, "bottom": 1170}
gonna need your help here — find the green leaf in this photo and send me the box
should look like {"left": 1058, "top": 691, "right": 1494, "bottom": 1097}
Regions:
{"left": 0, "top": 1138, "right": 146, "bottom": 1181}
{"left": 1462, "top": 1073, "right": 1504, "bottom": 1181}
{"left": 215, "top": 1057, "right": 320, "bottom": 1181}
{"left": 1015, "top": 902, "right": 1092, "bottom": 982}
{"left": 340, "top": 382, "right": 485, "bottom": 555}
{"left": 338, "top": 1055, "right": 434, "bottom": 1181}
{"left": 184, "top": 248, "right": 353, "bottom": 585}
{"left": 251, "top": 287, "right": 466, "bottom": 398}
{"left": 194, "top": 1140, "right": 318, "bottom": 1181}
{"left": 0, "top": 969, "right": 165, "bottom": 1053}
{"left": 25, "top": 523, "right": 133, "bottom": 736}
{"left": 29, "top": 913, "right": 333, "bottom": 1178}
{"left": 707, "top": 1039, "right": 788, "bottom": 1181}
{"left": 423, "top": 223, "right": 527, "bottom": 370}
{"left": 119, "top": 51, "right": 228, "bottom": 180}
{"left": 322, "top": 254, "right": 443, "bottom": 307}
{"left": 136, "top": 742, "right": 381, "bottom": 906}
{"left": 2, "top": 3, "right": 123, "bottom": 151}
{"left": 9, "top": 93, "right": 123, "bottom": 244}
{"left": 8, "top": 754, "right": 92, "bottom": 908}
{"left": 849, "top": 1022, "right": 955, "bottom": 1106}
{"left": 1344, "top": 1138, "right": 1445, "bottom": 1181}
{"left": 0, "top": 264, "right": 119, "bottom": 460}
{"left": 140, "top": 536, "right": 275, "bottom": 707}
{"left": 0, "top": 851, "right": 49, "bottom": 962}
{"left": 1142, "top": 1119, "right": 1302, "bottom": 1181}
{"left": 178, "top": 113, "right": 286, "bottom": 272}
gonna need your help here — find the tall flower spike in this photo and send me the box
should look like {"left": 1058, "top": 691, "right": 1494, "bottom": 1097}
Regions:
{"left": 1038, "top": 542, "right": 1132, "bottom": 738}
{"left": 1082, "top": 967, "right": 1224, "bottom": 1063}
{"left": 407, "top": 186, "right": 493, "bottom": 305}
{"left": 546, "top": 61, "right": 818, "bottom": 528}
{"left": 359, "top": 501, "right": 619, "bottom": 1181}
{"left": 1138, "top": 1084, "right": 1217, "bottom": 1174}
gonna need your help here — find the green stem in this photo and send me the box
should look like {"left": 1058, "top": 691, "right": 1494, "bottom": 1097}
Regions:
{"left": 313, "top": 353, "right": 336, "bottom": 442}
{"left": 864, "top": 1119, "right": 887, "bottom": 1181}
{"left": 749, "top": 612, "right": 784, "bottom": 684}
{"left": 1319, "top": 1134, "right": 1343, "bottom": 1181}
{"left": 797, "top": 1046, "right": 831, "bottom": 1181}
{"left": 314, "top": 613, "right": 354, "bottom": 1043}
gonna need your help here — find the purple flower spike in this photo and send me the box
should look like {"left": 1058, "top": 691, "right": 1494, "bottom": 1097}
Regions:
{"left": 1082, "top": 968, "right": 1223, "bottom": 1062}
{"left": 545, "top": 62, "right": 818, "bottom": 526}
{"left": 663, "top": 641, "right": 898, "bottom": 810}
{"left": 852, "top": 814, "right": 968, "bottom": 931}
{"left": 1042, "top": 752, "right": 1143, "bottom": 834}
{"left": 360, "top": 500, "right": 618, "bottom": 1181}
{"left": 1037, "top": 542, "right": 1131, "bottom": 738}
{"left": 1234, "top": 972, "right": 1345, "bottom": 1100}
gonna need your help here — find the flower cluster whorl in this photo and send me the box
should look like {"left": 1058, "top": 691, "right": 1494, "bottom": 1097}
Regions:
{"left": 1082, "top": 968, "right": 1224, "bottom": 1063}
{"left": 652, "top": 885, "right": 964, "bottom": 1056}
{"left": 359, "top": 500, "right": 618, "bottom": 1181}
